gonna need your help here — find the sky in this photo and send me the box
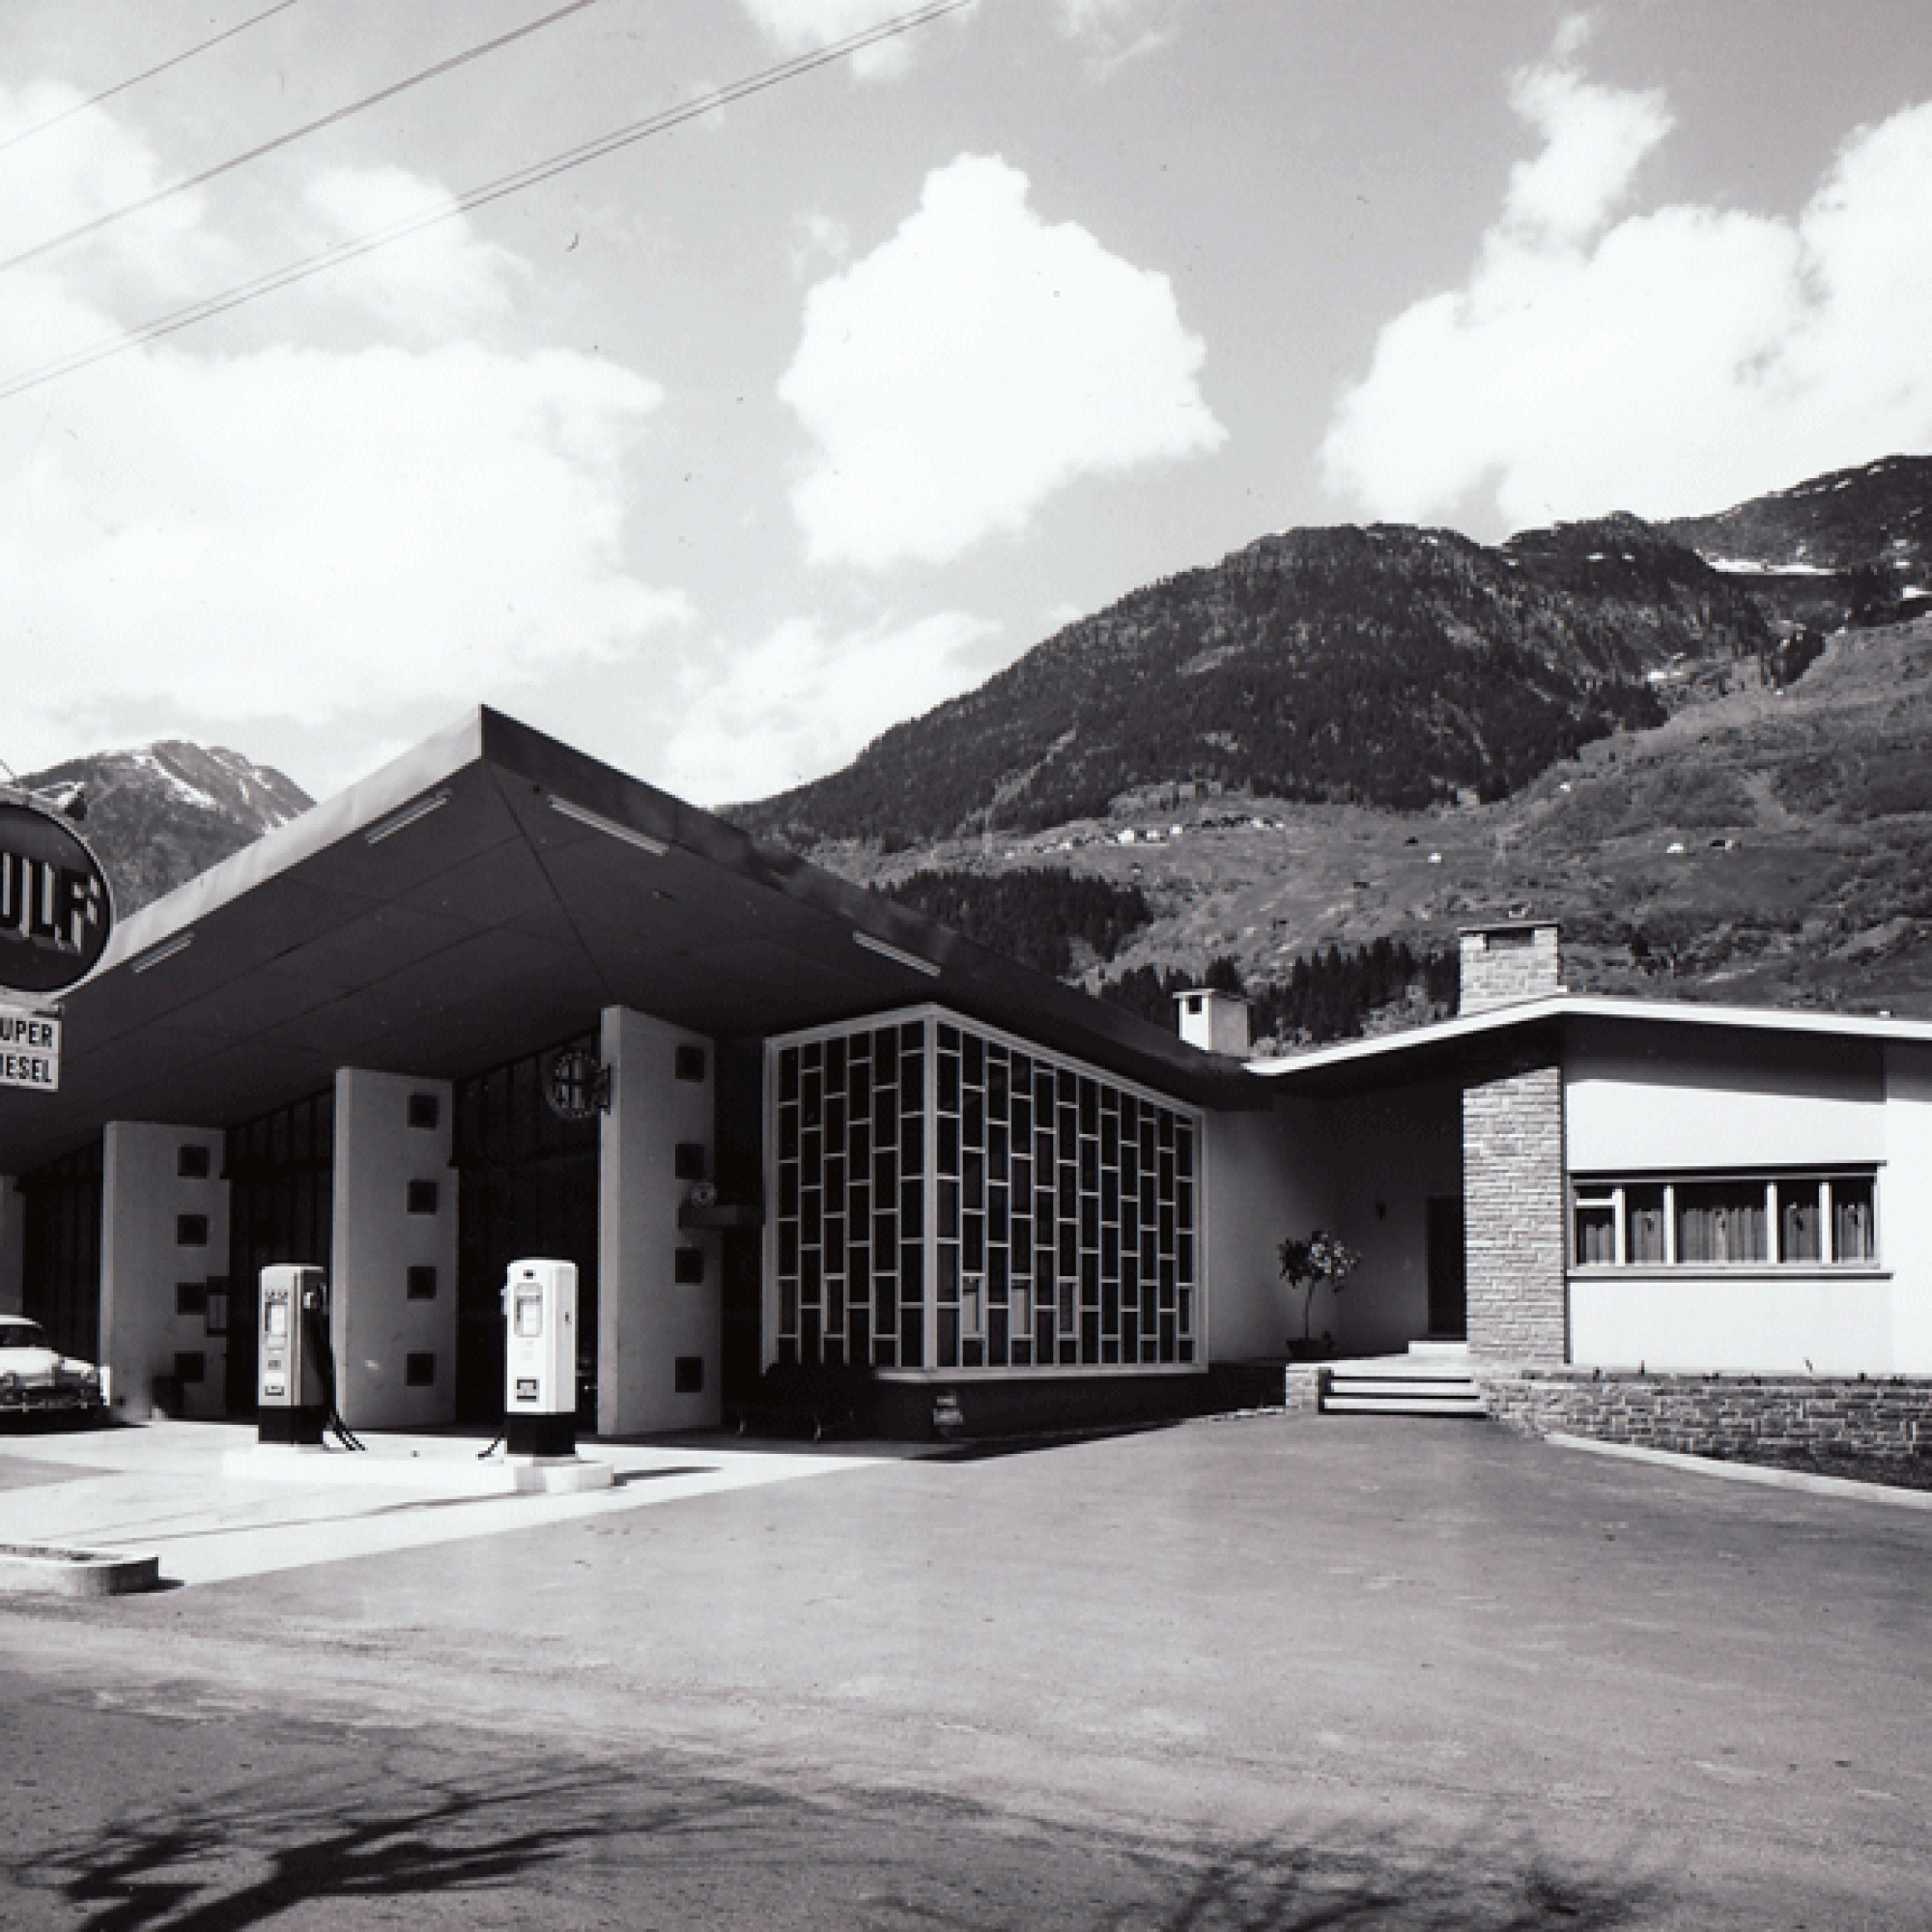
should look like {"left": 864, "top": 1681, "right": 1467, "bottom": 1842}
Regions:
{"left": 4, "top": 0, "right": 1931, "bottom": 808}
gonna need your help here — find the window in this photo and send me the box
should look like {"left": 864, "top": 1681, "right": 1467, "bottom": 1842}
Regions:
{"left": 769, "top": 1010, "right": 1199, "bottom": 1374}
{"left": 176, "top": 1214, "right": 209, "bottom": 1247}
{"left": 407, "top": 1265, "right": 438, "bottom": 1300}
{"left": 177, "top": 1145, "right": 212, "bottom": 1179}
{"left": 405, "top": 1352, "right": 437, "bottom": 1386}
{"left": 406, "top": 1180, "right": 439, "bottom": 1216}
{"left": 407, "top": 1093, "right": 440, "bottom": 1131}
{"left": 1572, "top": 1172, "right": 1879, "bottom": 1268}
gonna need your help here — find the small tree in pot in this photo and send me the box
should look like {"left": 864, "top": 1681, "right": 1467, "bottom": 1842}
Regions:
{"left": 1278, "top": 1230, "right": 1359, "bottom": 1359}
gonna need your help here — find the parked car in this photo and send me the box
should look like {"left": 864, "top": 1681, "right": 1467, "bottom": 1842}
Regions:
{"left": 0, "top": 1316, "right": 106, "bottom": 1423}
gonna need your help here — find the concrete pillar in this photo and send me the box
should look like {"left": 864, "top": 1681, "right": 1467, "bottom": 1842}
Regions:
{"left": 331, "top": 1068, "right": 457, "bottom": 1430}
{"left": 100, "top": 1122, "right": 229, "bottom": 1418}
{"left": 0, "top": 1177, "right": 23, "bottom": 1317}
{"left": 599, "top": 1007, "right": 721, "bottom": 1435}
{"left": 1463, "top": 1060, "right": 1567, "bottom": 1362}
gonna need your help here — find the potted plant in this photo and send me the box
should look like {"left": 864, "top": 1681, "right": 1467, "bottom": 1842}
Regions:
{"left": 1278, "top": 1229, "right": 1358, "bottom": 1359}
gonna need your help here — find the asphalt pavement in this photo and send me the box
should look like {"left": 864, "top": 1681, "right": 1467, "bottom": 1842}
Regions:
{"left": 2, "top": 1411, "right": 1928, "bottom": 1929}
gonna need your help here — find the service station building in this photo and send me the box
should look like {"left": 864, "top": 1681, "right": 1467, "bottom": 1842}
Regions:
{"left": 4, "top": 707, "right": 1930, "bottom": 1453}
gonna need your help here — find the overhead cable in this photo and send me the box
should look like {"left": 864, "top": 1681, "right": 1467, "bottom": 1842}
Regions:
{"left": 0, "top": 1, "right": 302, "bottom": 156}
{"left": 0, "top": 0, "right": 976, "bottom": 407}
{"left": 0, "top": 0, "right": 610, "bottom": 275}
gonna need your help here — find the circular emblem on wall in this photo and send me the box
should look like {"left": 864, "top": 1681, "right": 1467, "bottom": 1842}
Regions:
{"left": 0, "top": 799, "right": 115, "bottom": 995}
{"left": 545, "top": 1048, "right": 610, "bottom": 1122}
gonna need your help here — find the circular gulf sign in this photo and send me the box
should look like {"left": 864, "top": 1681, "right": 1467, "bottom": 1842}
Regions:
{"left": 0, "top": 800, "right": 114, "bottom": 995}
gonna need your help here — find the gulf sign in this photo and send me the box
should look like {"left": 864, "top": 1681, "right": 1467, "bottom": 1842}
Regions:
{"left": 0, "top": 800, "right": 114, "bottom": 996}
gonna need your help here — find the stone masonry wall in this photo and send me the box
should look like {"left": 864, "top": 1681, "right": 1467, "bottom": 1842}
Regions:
{"left": 1481, "top": 1366, "right": 1932, "bottom": 1463}
{"left": 1463, "top": 1061, "right": 1567, "bottom": 1361}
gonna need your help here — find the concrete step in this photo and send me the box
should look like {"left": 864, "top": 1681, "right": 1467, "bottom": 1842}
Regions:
{"left": 1330, "top": 1375, "right": 1480, "bottom": 1395}
{"left": 1322, "top": 1393, "right": 1487, "bottom": 1418}
{"left": 1322, "top": 1370, "right": 1485, "bottom": 1418}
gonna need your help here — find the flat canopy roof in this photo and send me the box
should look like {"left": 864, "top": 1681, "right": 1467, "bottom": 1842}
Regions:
{"left": 0, "top": 709, "right": 1257, "bottom": 1173}
{"left": 1245, "top": 992, "right": 1932, "bottom": 1097}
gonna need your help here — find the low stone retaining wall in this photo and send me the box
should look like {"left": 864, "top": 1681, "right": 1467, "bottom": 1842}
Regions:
{"left": 1479, "top": 1366, "right": 1932, "bottom": 1463}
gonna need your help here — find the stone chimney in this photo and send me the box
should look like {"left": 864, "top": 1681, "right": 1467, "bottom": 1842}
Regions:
{"left": 1458, "top": 922, "right": 1563, "bottom": 1014}
{"left": 1176, "top": 987, "right": 1251, "bottom": 1057}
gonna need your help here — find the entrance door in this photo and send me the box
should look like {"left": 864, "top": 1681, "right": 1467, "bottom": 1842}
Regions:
{"left": 1426, "top": 1196, "right": 1466, "bottom": 1339}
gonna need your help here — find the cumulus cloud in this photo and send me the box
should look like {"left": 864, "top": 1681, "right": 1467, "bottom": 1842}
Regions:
{"left": 1055, "top": 0, "right": 1186, "bottom": 71}
{"left": 0, "top": 85, "right": 687, "bottom": 775}
{"left": 780, "top": 153, "right": 1224, "bottom": 570}
{"left": 661, "top": 609, "right": 1003, "bottom": 804}
{"left": 1321, "top": 34, "right": 1932, "bottom": 529}
{"left": 734, "top": 0, "right": 974, "bottom": 81}
{"left": 303, "top": 164, "right": 528, "bottom": 337}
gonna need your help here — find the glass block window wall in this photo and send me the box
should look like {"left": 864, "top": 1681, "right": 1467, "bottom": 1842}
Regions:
{"left": 769, "top": 1010, "right": 1200, "bottom": 1373}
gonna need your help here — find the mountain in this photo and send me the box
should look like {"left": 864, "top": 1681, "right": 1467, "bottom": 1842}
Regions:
{"left": 18, "top": 741, "right": 312, "bottom": 918}
{"left": 735, "top": 455, "right": 1932, "bottom": 856}
{"left": 1660, "top": 452, "right": 1932, "bottom": 631}
{"left": 731, "top": 453, "right": 1932, "bottom": 1031}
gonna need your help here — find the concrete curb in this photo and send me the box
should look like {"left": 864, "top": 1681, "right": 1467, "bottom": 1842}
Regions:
{"left": 0, "top": 1543, "right": 162, "bottom": 1597}
{"left": 1547, "top": 1432, "right": 1932, "bottom": 1512}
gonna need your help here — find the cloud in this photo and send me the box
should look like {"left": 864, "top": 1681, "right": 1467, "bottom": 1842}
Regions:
{"left": 303, "top": 165, "right": 528, "bottom": 337}
{"left": 1054, "top": 0, "right": 1185, "bottom": 71}
{"left": 0, "top": 85, "right": 689, "bottom": 775}
{"left": 660, "top": 609, "right": 1003, "bottom": 804}
{"left": 733, "top": 1, "right": 973, "bottom": 81}
{"left": 1321, "top": 39, "right": 1932, "bottom": 529}
{"left": 780, "top": 154, "right": 1224, "bottom": 570}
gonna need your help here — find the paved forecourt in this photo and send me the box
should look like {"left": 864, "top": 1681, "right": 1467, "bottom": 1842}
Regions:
{"left": 2, "top": 1411, "right": 1929, "bottom": 1929}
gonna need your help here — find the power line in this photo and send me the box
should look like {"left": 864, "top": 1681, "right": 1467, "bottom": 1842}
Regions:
{"left": 0, "top": 1, "right": 975, "bottom": 407}
{"left": 1, "top": 0, "right": 610, "bottom": 276}
{"left": 0, "top": 2, "right": 302, "bottom": 156}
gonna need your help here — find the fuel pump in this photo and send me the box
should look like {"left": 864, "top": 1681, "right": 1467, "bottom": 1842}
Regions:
{"left": 257, "top": 1264, "right": 326, "bottom": 1446}
{"left": 503, "top": 1258, "right": 579, "bottom": 1458}
{"left": 256, "top": 1264, "right": 362, "bottom": 1450}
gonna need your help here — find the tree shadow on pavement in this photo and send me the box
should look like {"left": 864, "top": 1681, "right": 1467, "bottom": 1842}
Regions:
{"left": 1151, "top": 1833, "right": 1660, "bottom": 1930}
{"left": 18, "top": 1742, "right": 1667, "bottom": 1932}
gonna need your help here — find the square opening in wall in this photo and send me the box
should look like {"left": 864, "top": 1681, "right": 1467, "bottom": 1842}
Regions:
{"left": 175, "top": 1282, "right": 207, "bottom": 1318}
{"left": 407, "top": 1265, "right": 438, "bottom": 1300}
{"left": 174, "top": 1351, "right": 206, "bottom": 1385}
{"left": 405, "top": 1352, "right": 436, "bottom": 1387}
{"left": 176, "top": 1213, "right": 209, "bottom": 1247}
{"left": 674, "top": 1355, "right": 704, "bottom": 1394}
{"left": 406, "top": 1180, "right": 439, "bottom": 1215}
{"left": 675, "top": 1044, "right": 707, "bottom": 1083}
{"left": 177, "top": 1145, "right": 212, "bottom": 1179}
{"left": 674, "top": 1141, "right": 708, "bottom": 1181}
{"left": 407, "top": 1093, "right": 440, "bottom": 1131}
{"left": 674, "top": 1246, "right": 706, "bottom": 1285}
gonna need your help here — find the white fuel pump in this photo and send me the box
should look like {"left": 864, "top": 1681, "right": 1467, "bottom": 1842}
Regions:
{"left": 503, "top": 1258, "right": 579, "bottom": 1458}
{"left": 257, "top": 1264, "right": 327, "bottom": 1445}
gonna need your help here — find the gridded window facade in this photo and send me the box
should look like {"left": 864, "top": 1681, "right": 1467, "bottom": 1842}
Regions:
{"left": 1572, "top": 1171, "right": 1878, "bottom": 1269}
{"left": 770, "top": 1010, "right": 1200, "bottom": 1373}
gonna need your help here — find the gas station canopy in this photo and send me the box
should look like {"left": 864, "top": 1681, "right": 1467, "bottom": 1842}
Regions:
{"left": 0, "top": 708, "right": 1253, "bottom": 1173}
